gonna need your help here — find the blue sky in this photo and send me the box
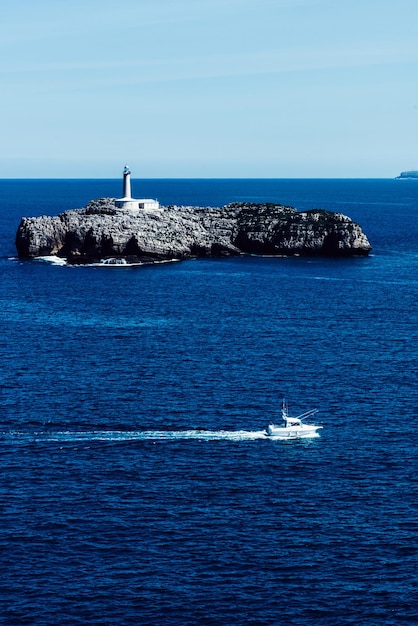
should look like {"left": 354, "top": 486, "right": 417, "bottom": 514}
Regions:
{"left": 1, "top": 0, "right": 417, "bottom": 177}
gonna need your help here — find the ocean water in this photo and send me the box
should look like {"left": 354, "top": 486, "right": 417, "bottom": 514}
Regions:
{"left": 1, "top": 179, "right": 418, "bottom": 625}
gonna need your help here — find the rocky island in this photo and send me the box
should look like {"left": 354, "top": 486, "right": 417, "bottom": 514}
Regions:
{"left": 15, "top": 199, "right": 371, "bottom": 263}
{"left": 396, "top": 171, "right": 418, "bottom": 179}
{"left": 15, "top": 167, "right": 371, "bottom": 264}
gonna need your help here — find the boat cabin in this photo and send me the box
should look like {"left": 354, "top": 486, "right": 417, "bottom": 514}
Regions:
{"left": 285, "top": 418, "right": 302, "bottom": 427}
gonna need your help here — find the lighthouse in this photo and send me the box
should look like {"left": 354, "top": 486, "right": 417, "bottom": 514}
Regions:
{"left": 122, "top": 164, "right": 132, "bottom": 199}
{"left": 115, "top": 165, "right": 160, "bottom": 212}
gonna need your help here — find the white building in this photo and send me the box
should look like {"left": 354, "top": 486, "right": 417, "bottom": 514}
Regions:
{"left": 115, "top": 166, "right": 160, "bottom": 212}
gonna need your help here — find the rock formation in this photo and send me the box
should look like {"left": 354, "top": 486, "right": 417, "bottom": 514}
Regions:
{"left": 396, "top": 171, "right": 418, "bottom": 179}
{"left": 15, "top": 198, "right": 372, "bottom": 263}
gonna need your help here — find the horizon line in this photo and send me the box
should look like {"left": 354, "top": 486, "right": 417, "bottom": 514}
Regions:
{"left": 0, "top": 175, "right": 403, "bottom": 181}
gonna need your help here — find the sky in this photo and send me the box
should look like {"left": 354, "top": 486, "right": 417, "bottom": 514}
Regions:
{"left": 1, "top": 0, "right": 417, "bottom": 178}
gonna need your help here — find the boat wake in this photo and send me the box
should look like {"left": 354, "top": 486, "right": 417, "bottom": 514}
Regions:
{"left": 1, "top": 429, "right": 269, "bottom": 445}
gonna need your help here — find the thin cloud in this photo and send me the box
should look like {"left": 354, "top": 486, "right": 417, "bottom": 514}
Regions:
{"left": 2, "top": 41, "right": 417, "bottom": 81}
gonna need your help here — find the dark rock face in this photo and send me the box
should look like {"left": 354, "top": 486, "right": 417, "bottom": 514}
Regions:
{"left": 15, "top": 199, "right": 371, "bottom": 262}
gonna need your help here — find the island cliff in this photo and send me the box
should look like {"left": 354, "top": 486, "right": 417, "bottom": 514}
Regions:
{"left": 396, "top": 171, "right": 418, "bottom": 179}
{"left": 15, "top": 198, "right": 371, "bottom": 263}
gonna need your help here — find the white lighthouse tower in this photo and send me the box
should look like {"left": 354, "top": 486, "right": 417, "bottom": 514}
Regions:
{"left": 122, "top": 164, "right": 132, "bottom": 200}
{"left": 115, "top": 165, "right": 160, "bottom": 212}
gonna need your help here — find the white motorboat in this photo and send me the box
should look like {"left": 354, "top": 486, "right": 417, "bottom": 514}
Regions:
{"left": 100, "top": 257, "right": 128, "bottom": 265}
{"left": 266, "top": 400, "right": 322, "bottom": 439}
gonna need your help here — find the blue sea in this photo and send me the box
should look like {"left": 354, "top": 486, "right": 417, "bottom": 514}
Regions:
{"left": 1, "top": 178, "right": 418, "bottom": 625}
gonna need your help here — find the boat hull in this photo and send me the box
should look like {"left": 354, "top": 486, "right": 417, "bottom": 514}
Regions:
{"left": 266, "top": 424, "right": 322, "bottom": 439}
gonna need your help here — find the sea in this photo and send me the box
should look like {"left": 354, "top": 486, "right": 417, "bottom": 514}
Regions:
{"left": 1, "top": 178, "right": 418, "bottom": 625}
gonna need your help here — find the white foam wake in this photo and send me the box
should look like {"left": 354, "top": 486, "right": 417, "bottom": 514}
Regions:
{"left": 1, "top": 429, "right": 269, "bottom": 444}
{"left": 34, "top": 255, "right": 67, "bottom": 265}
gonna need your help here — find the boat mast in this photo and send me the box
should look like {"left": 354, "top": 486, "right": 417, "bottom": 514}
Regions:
{"left": 281, "top": 399, "right": 288, "bottom": 420}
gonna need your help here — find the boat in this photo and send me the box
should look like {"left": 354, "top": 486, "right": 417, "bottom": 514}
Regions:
{"left": 100, "top": 257, "right": 128, "bottom": 265}
{"left": 266, "top": 400, "right": 322, "bottom": 439}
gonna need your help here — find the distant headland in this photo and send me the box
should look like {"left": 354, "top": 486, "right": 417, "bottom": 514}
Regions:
{"left": 396, "top": 171, "right": 418, "bottom": 179}
{"left": 15, "top": 167, "right": 372, "bottom": 264}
